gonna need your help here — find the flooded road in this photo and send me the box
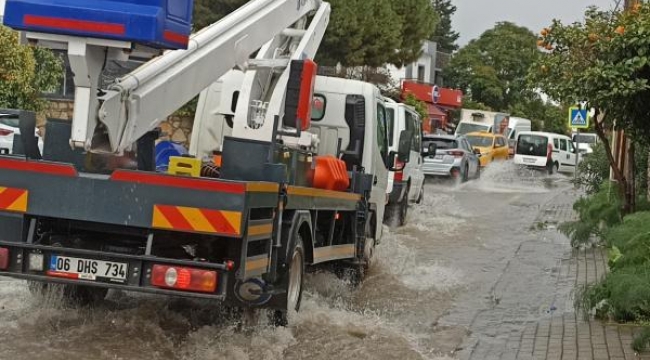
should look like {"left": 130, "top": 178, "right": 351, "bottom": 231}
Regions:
{"left": 0, "top": 163, "right": 578, "bottom": 360}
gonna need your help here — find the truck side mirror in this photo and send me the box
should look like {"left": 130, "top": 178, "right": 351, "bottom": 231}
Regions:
{"left": 397, "top": 130, "right": 412, "bottom": 163}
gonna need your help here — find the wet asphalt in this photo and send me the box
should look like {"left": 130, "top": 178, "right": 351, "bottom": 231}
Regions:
{"left": 0, "top": 162, "right": 578, "bottom": 360}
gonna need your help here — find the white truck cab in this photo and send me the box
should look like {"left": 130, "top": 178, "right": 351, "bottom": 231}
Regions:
{"left": 309, "top": 76, "right": 390, "bottom": 240}
{"left": 193, "top": 75, "right": 393, "bottom": 242}
{"left": 383, "top": 99, "right": 425, "bottom": 226}
{"left": 507, "top": 117, "right": 532, "bottom": 140}
{"left": 455, "top": 110, "right": 531, "bottom": 140}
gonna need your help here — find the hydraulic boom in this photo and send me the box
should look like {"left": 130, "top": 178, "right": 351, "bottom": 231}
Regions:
{"left": 4, "top": 0, "right": 326, "bottom": 154}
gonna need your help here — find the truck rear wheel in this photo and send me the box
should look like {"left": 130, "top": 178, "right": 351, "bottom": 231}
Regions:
{"left": 28, "top": 282, "right": 108, "bottom": 306}
{"left": 272, "top": 235, "right": 305, "bottom": 326}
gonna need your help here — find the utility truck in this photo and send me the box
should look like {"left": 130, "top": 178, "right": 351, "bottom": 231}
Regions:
{"left": 0, "top": 0, "right": 406, "bottom": 323}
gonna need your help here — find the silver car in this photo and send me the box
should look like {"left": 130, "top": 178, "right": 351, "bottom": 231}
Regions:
{"left": 421, "top": 134, "right": 481, "bottom": 182}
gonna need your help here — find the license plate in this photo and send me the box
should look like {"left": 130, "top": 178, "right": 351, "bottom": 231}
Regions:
{"left": 48, "top": 255, "right": 128, "bottom": 283}
{"left": 523, "top": 158, "right": 537, "bottom": 163}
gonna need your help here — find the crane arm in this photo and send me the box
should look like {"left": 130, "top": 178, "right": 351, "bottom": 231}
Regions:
{"left": 5, "top": 0, "right": 325, "bottom": 154}
{"left": 99, "top": 0, "right": 325, "bottom": 154}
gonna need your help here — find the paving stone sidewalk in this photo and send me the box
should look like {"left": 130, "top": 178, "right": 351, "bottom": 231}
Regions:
{"left": 458, "top": 187, "right": 650, "bottom": 360}
{"left": 514, "top": 248, "right": 646, "bottom": 360}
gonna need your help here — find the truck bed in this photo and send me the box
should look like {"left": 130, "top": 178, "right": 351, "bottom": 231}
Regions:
{"left": 0, "top": 156, "right": 280, "bottom": 238}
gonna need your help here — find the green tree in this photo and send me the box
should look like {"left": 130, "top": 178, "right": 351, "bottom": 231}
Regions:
{"left": 404, "top": 93, "right": 429, "bottom": 121}
{"left": 529, "top": 3, "right": 650, "bottom": 212}
{"left": 192, "top": 1, "right": 437, "bottom": 72}
{"left": 430, "top": 0, "right": 459, "bottom": 52}
{"left": 192, "top": 0, "right": 248, "bottom": 30}
{"left": 390, "top": 0, "right": 439, "bottom": 67}
{"left": 319, "top": 0, "right": 437, "bottom": 68}
{"left": 0, "top": 26, "right": 63, "bottom": 112}
{"left": 507, "top": 96, "right": 568, "bottom": 134}
{"left": 445, "top": 22, "right": 539, "bottom": 111}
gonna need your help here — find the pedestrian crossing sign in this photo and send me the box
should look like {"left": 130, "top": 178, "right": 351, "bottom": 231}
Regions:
{"left": 569, "top": 107, "right": 589, "bottom": 129}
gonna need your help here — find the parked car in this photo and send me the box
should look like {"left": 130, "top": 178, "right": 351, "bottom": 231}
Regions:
{"left": 0, "top": 114, "right": 43, "bottom": 155}
{"left": 514, "top": 131, "right": 577, "bottom": 174}
{"left": 465, "top": 131, "right": 509, "bottom": 167}
{"left": 422, "top": 134, "right": 481, "bottom": 182}
{"left": 383, "top": 99, "right": 425, "bottom": 226}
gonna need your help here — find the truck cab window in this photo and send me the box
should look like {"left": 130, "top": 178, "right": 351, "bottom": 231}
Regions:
{"left": 377, "top": 103, "right": 389, "bottom": 165}
{"left": 405, "top": 110, "right": 420, "bottom": 152}
{"left": 386, "top": 108, "right": 395, "bottom": 147}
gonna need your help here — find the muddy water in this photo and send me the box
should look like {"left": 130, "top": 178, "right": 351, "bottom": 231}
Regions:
{"left": 0, "top": 162, "right": 568, "bottom": 360}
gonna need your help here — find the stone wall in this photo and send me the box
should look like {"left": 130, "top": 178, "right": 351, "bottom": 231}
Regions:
{"left": 44, "top": 99, "right": 75, "bottom": 121}
{"left": 158, "top": 115, "right": 193, "bottom": 145}
{"left": 42, "top": 99, "right": 194, "bottom": 148}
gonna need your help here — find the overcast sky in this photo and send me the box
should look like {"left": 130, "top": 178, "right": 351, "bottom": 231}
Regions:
{"left": 453, "top": 0, "right": 618, "bottom": 46}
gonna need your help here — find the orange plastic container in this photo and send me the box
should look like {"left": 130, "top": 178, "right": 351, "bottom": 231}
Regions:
{"left": 313, "top": 155, "right": 350, "bottom": 191}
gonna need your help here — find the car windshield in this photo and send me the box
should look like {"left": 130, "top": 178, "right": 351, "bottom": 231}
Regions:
{"left": 0, "top": 117, "right": 19, "bottom": 128}
{"left": 466, "top": 135, "right": 493, "bottom": 147}
{"left": 423, "top": 137, "right": 458, "bottom": 150}
{"left": 516, "top": 134, "right": 548, "bottom": 156}
{"left": 456, "top": 123, "right": 490, "bottom": 135}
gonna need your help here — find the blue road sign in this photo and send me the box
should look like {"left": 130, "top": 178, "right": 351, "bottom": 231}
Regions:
{"left": 569, "top": 107, "right": 589, "bottom": 129}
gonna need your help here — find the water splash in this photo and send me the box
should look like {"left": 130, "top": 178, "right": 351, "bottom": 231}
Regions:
{"left": 450, "top": 160, "right": 565, "bottom": 194}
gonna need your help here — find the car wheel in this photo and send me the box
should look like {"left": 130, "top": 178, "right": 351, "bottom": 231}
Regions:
{"left": 462, "top": 164, "right": 469, "bottom": 182}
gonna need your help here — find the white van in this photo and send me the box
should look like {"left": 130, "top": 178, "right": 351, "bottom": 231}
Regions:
{"left": 383, "top": 99, "right": 425, "bottom": 226}
{"left": 309, "top": 76, "right": 391, "bottom": 241}
{"left": 514, "top": 131, "right": 577, "bottom": 174}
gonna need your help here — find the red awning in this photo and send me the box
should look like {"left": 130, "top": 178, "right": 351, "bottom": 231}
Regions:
{"left": 427, "top": 103, "right": 446, "bottom": 118}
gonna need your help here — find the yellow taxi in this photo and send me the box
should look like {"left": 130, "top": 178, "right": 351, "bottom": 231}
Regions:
{"left": 465, "top": 131, "right": 510, "bottom": 167}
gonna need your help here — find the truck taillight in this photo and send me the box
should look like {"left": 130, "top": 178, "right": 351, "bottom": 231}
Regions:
{"left": 0, "top": 248, "right": 9, "bottom": 270}
{"left": 394, "top": 170, "right": 403, "bottom": 182}
{"left": 151, "top": 264, "right": 217, "bottom": 293}
{"left": 0, "top": 129, "right": 14, "bottom": 137}
{"left": 394, "top": 158, "right": 405, "bottom": 182}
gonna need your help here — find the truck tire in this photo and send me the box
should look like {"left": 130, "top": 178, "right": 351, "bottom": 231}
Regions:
{"left": 347, "top": 235, "right": 376, "bottom": 287}
{"left": 28, "top": 236, "right": 107, "bottom": 307}
{"left": 416, "top": 184, "right": 424, "bottom": 204}
{"left": 272, "top": 234, "right": 305, "bottom": 326}
{"left": 398, "top": 189, "right": 408, "bottom": 226}
{"left": 386, "top": 188, "right": 409, "bottom": 227}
